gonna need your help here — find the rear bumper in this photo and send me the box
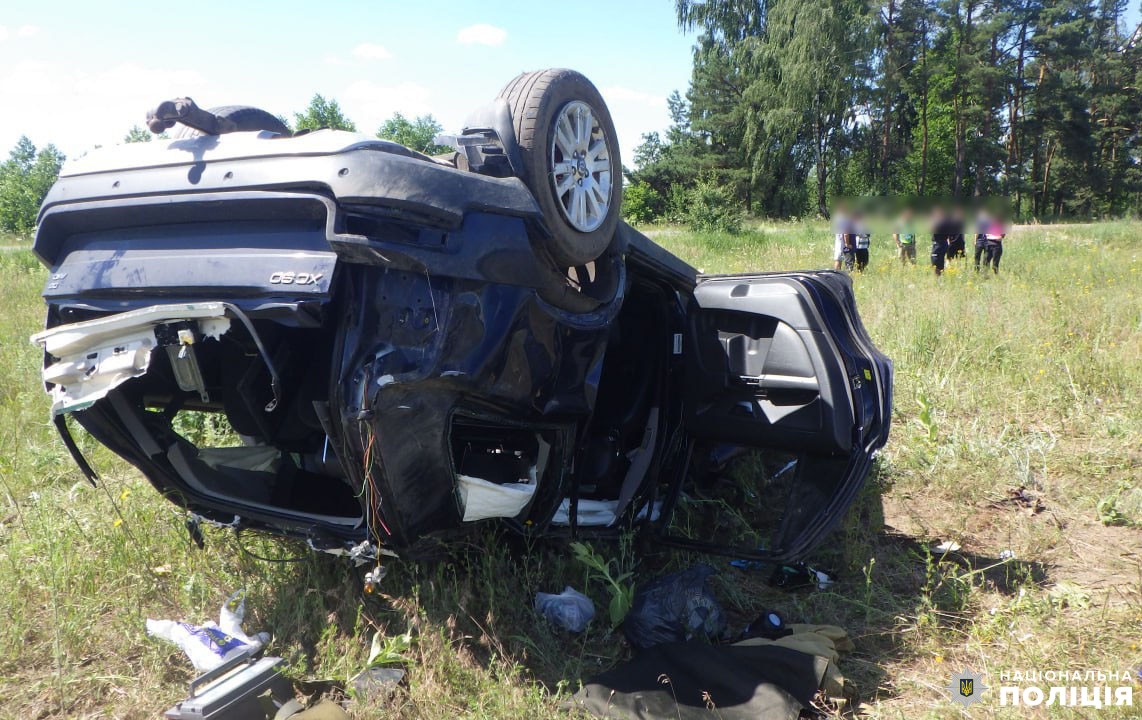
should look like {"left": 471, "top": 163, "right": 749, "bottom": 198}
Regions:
{"left": 31, "top": 174, "right": 623, "bottom": 553}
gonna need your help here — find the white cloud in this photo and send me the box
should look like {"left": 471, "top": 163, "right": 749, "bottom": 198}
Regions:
{"left": 0, "top": 25, "right": 40, "bottom": 41}
{"left": 0, "top": 61, "right": 213, "bottom": 156}
{"left": 341, "top": 80, "right": 433, "bottom": 131}
{"left": 456, "top": 23, "right": 507, "bottom": 47}
{"left": 351, "top": 43, "right": 392, "bottom": 61}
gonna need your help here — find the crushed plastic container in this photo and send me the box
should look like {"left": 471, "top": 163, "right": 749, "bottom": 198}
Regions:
{"left": 535, "top": 586, "right": 595, "bottom": 633}
{"left": 147, "top": 591, "right": 270, "bottom": 672}
{"left": 623, "top": 564, "right": 726, "bottom": 650}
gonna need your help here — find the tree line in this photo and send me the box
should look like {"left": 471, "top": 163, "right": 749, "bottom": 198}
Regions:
{"left": 625, "top": 0, "right": 1141, "bottom": 223}
{"left": 0, "top": 95, "right": 449, "bottom": 236}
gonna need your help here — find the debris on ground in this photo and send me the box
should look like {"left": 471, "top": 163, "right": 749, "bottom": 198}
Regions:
{"left": 147, "top": 590, "right": 269, "bottom": 672}
{"left": 162, "top": 651, "right": 294, "bottom": 719}
{"left": 931, "top": 540, "right": 962, "bottom": 553}
{"left": 990, "top": 486, "right": 1046, "bottom": 515}
{"left": 574, "top": 623, "right": 857, "bottom": 719}
{"left": 349, "top": 667, "right": 406, "bottom": 703}
{"left": 623, "top": 564, "right": 726, "bottom": 650}
{"left": 535, "top": 586, "right": 595, "bottom": 633}
{"left": 739, "top": 609, "right": 791, "bottom": 641}
{"left": 341, "top": 629, "right": 412, "bottom": 707}
{"left": 768, "top": 562, "right": 833, "bottom": 591}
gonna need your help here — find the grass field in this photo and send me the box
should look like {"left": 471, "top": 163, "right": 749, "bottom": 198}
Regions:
{"left": 0, "top": 222, "right": 1138, "bottom": 719}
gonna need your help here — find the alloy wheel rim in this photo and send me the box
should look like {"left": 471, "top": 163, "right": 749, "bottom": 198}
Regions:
{"left": 549, "top": 100, "right": 612, "bottom": 233}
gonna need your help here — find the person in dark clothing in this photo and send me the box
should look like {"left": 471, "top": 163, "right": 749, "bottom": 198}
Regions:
{"left": 853, "top": 212, "right": 871, "bottom": 272}
{"left": 929, "top": 206, "right": 963, "bottom": 277}
{"left": 973, "top": 228, "right": 988, "bottom": 271}
{"left": 984, "top": 236, "right": 1003, "bottom": 272}
{"left": 948, "top": 232, "right": 966, "bottom": 261}
{"left": 981, "top": 216, "right": 1005, "bottom": 273}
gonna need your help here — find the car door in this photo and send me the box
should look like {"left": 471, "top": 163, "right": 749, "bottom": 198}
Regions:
{"left": 680, "top": 270, "right": 892, "bottom": 561}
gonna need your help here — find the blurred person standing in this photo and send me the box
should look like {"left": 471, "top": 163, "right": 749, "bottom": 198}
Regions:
{"left": 893, "top": 207, "right": 917, "bottom": 265}
{"left": 853, "top": 211, "right": 871, "bottom": 272}
{"left": 946, "top": 204, "right": 967, "bottom": 261}
{"left": 832, "top": 202, "right": 856, "bottom": 271}
{"left": 981, "top": 215, "right": 1006, "bottom": 274}
{"left": 973, "top": 207, "right": 990, "bottom": 272}
{"left": 929, "top": 204, "right": 963, "bottom": 277}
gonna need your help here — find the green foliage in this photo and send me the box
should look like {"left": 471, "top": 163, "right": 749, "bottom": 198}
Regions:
{"left": 669, "top": 0, "right": 1142, "bottom": 218}
{"left": 570, "top": 542, "right": 635, "bottom": 627}
{"left": 123, "top": 126, "right": 152, "bottom": 143}
{"left": 1096, "top": 482, "right": 1136, "bottom": 527}
{"left": 620, "top": 180, "right": 664, "bottom": 225}
{"left": 376, "top": 113, "right": 451, "bottom": 155}
{"left": 366, "top": 629, "right": 413, "bottom": 668}
{"left": 679, "top": 177, "right": 743, "bottom": 233}
{"left": 0, "top": 137, "right": 65, "bottom": 236}
{"left": 293, "top": 94, "right": 357, "bottom": 132}
{"left": 171, "top": 411, "right": 241, "bottom": 447}
{"left": 915, "top": 393, "right": 938, "bottom": 444}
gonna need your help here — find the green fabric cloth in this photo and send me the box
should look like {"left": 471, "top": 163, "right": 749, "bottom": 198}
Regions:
{"left": 574, "top": 641, "right": 824, "bottom": 720}
{"left": 573, "top": 624, "right": 855, "bottom": 720}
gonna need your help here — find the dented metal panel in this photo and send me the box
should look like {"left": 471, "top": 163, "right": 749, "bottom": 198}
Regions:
{"left": 32, "top": 303, "right": 230, "bottom": 414}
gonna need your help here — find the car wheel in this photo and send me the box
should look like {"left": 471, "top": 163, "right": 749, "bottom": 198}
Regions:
{"left": 498, "top": 69, "right": 622, "bottom": 267}
{"left": 173, "top": 105, "right": 290, "bottom": 138}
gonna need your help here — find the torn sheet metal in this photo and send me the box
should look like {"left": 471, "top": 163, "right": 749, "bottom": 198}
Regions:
{"left": 30, "top": 303, "right": 230, "bottom": 415}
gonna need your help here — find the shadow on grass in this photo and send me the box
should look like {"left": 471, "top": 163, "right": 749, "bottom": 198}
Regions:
{"left": 220, "top": 459, "right": 1051, "bottom": 713}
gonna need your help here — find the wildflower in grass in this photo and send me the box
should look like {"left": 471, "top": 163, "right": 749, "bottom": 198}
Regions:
{"left": 119, "top": 489, "right": 131, "bottom": 501}
{"left": 113, "top": 518, "right": 123, "bottom": 528}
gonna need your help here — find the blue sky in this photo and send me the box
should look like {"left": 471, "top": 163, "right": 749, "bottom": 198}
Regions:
{"left": 0, "top": 0, "right": 696, "bottom": 162}
{"left": 2, "top": 1, "right": 1139, "bottom": 164}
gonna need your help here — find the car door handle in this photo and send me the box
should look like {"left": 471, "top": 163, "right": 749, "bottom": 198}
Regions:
{"left": 740, "top": 374, "right": 820, "bottom": 392}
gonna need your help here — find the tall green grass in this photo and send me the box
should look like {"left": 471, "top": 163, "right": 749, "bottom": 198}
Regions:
{"left": 0, "top": 223, "right": 1138, "bottom": 719}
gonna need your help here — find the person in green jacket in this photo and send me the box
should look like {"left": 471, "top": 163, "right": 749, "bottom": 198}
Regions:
{"left": 893, "top": 207, "right": 917, "bottom": 265}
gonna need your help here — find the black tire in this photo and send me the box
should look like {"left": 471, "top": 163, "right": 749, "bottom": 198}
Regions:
{"left": 173, "top": 105, "right": 290, "bottom": 139}
{"left": 498, "top": 69, "right": 622, "bottom": 267}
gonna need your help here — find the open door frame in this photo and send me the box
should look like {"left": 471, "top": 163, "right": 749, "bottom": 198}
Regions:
{"left": 648, "top": 271, "right": 892, "bottom": 563}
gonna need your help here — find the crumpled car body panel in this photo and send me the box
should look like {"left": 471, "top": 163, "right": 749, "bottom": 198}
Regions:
{"left": 31, "top": 130, "right": 892, "bottom": 562}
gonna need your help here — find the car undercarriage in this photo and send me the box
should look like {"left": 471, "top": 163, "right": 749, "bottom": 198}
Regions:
{"left": 30, "top": 69, "right": 892, "bottom": 565}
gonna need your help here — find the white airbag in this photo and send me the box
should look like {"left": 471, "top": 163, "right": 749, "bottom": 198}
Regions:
{"left": 458, "top": 473, "right": 536, "bottom": 522}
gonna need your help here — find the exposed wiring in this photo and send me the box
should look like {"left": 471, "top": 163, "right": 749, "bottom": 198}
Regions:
{"left": 234, "top": 527, "right": 308, "bottom": 563}
{"left": 422, "top": 267, "right": 440, "bottom": 332}
{"left": 220, "top": 303, "right": 283, "bottom": 412}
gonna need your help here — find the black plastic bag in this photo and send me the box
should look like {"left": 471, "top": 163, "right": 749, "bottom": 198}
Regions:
{"left": 623, "top": 564, "right": 726, "bottom": 650}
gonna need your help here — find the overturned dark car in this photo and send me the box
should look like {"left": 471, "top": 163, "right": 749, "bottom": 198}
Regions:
{"left": 31, "top": 70, "right": 892, "bottom": 566}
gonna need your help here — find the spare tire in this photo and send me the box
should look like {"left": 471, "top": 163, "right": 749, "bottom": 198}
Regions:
{"left": 498, "top": 69, "right": 622, "bottom": 267}
{"left": 173, "top": 105, "right": 290, "bottom": 139}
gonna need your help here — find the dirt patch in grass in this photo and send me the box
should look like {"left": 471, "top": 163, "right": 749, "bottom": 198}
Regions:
{"left": 2, "top": 223, "right": 1140, "bottom": 718}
